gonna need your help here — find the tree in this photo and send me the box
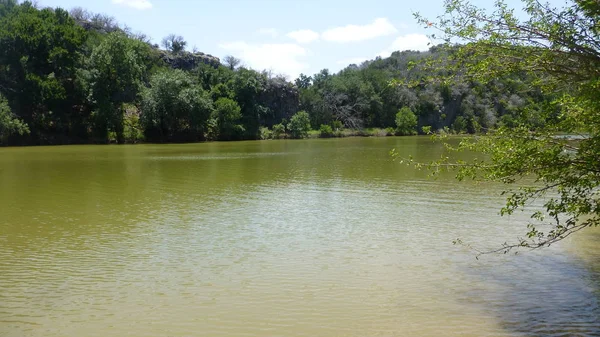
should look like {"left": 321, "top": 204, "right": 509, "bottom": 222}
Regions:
{"left": 161, "top": 34, "right": 187, "bottom": 54}
{"left": 223, "top": 55, "right": 241, "bottom": 70}
{"left": 69, "top": 6, "right": 89, "bottom": 21}
{"left": 0, "top": 94, "right": 28, "bottom": 143}
{"left": 288, "top": 111, "right": 311, "bottom": 139}
{"left": 0, "top": 0, "right": 18, "bottom": 17}
{"left": 86, "top": 32, "right": 148, "bottom": 143}
{"left": 451, "top": 115, "right": 467, "bottom": 134}
{"left": 295, "top": 73, "right": 312, "bottom": 89}
{"left": 0, "top": 3, "right": 88, "bottom": 144}
{"left": 409, "top": 0, "right": 600, "bottom": 253}
{"left": 211, "top": 97, "right": 243, "bottom": 140}
{"left": 395, "top": 107, "right": 417, "bottom": 135}
{"left": 230, "top": 68, "right": 267, "bottom": 139}
{"left": 89, "top": 12, "right": 119, "bottom": 32}
{"left": 141, "top": 69, "right": 213, "bottom": 142}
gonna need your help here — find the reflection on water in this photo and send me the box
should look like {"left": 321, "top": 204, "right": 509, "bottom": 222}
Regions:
{"left": 462, "top": 251, "right": 600, "bottom": 336}
{"left": 0, "top": 138, "right": 598, "bottom": 337}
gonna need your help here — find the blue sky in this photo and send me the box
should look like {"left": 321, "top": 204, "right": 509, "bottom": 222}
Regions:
{"left": 38, "top": 0, "right": 550, "bottom": 79}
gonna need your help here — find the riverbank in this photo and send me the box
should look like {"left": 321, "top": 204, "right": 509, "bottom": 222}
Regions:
{"left": 260, "top": 127, "right": 398, "bottom": 140}
{"left": 1, "top": 128, "right": 468, "bottom": 147}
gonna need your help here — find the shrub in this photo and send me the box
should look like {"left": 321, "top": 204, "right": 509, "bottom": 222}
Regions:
{"left": 259, "top": 126, "right": 272, "bottom": 140}
{"left": 0, "top": 94, "right": 29, "bottom": 143}
{"left": 123, "top": 104, "right": 143, "bottom": 143}
{"left": 332, "top": 120, "right": 343, "bottom": 131}
{"left": 395, "top": 107, "right": 418, "bottom": 136}
{"left": 319, "top": 124, "right": 333, "bottom": 138}
{"left": 272, "top": 123, "right": 286, "bottom": 139}
{"left": 288, "top": 111, "right": 311, "bottom": 139}
{"left": 451, "top": 116, "right": 468, "bottom": 134}
{"left": 206, "top": 118, "right": 218, "bottom": 141}
{"left": 371, "top": 128, "right": 388, "bottom": 137}
{"left": 212, "top": 97, "right": 243, "bottom": 140}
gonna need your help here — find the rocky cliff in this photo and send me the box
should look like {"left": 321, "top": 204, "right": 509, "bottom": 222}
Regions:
{"left": 158, "top": 50, "right": 220, "bottom": 70}
{"left": 75, "top": 19, "right": 221, "bottom": 70}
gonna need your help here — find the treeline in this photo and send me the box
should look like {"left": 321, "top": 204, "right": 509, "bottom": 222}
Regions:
{"left": 296, "top": 47, "right": 555, "bottom": 135}
{"left": 0, "top": 1, "right": 554, "bottom": 146}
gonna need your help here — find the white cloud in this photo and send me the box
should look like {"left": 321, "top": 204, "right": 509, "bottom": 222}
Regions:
{"left": 322, "top": 18, "right": 397, "bottom": 43}
{"left": 219, "top": 42, "right": 309, "bottom": 79}
{"left": 112, "top": 0, "right": 152, "bottom": 10}
{"left": 257, "top": 28, "right": 279, "bottom": 38}
{"left": 379, "top": 33, "right": 431, "bottom": 56}
{"left": 286, "top": 29, "right": 320, "bottom": 44}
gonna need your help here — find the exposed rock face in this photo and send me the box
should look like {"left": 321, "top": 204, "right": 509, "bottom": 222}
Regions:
{"left": 74, "top": 19, "right": 221, "bottom": 70}
{"left": 260, "top": 77, "right": 300, "bottom": 126}
{"left": 158, "top": 50, "right": 220, "bottom": 70}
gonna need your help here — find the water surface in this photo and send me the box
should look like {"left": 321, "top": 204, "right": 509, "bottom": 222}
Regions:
{"left": 1, "top": 137, "right": 599, "bottom": 337}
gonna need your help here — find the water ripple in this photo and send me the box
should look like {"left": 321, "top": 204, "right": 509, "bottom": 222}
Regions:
{"left": 1, "top": 139, "right": 598, "bottom": 337}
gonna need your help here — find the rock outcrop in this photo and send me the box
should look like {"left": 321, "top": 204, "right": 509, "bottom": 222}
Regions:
{"left": 260, "top": 77, "right": 300, "bottom": 126}
{"left": 158, "top": 50, "right": 220, "bottom": 70}
{"left": 74, "top": 18, "right": 221, "bottom": 70}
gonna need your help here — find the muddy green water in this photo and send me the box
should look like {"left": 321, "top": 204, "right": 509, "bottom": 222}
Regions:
{"left": 1, "top": 137, "right": 599, "bottom": 337}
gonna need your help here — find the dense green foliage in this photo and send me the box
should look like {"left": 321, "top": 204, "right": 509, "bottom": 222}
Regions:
{"left": 0, "top": 1, "right": 300, "bottom": 145}
{"left": 211, "top": 97, "right": 243, "bottom": 141}
{"left": 318, "top": 124, "right": 334, "bottom": 138}
{"left": 0, "top": 94, "right": 29, "bottom": 142}
{"left": 86, "top": 32, "right": 149, "bottom": 143}
{"left": 288, "top": 111, "right": 311, "bottom": 139}
{"left": 395, "top": 107, "right": 417, "bottom": 136}
{"left": 296, "top": 48, "right": 556, "bottom": 135}
{"left": 0, "top": 1, "right": 558, "bottom": 146}
{"left": 141, "top": 69, "right": 212, "bottom": 142}
{"left": 0, "top": 2, "right": 88, "bottom": 144}
{"left": 405, "top": 0, "right": 600, "bottom": 252}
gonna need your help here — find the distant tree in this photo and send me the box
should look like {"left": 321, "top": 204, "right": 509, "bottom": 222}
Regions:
{"left": 87, "top": 32, "right": 148, "bottom": 143}
{"left": 212, "top": 97, "right": 244, "bottom": 140}
{"left": 161, "top": 34, "right": 187, "bottom": 54}
{"left": 0, "top": 3, "right": 87, "bottom": 144}
{"left": 395, "top": 107, "right": 417, "bottom": 135}
{"left": 69, "top": 6, "right": 89, "bottom": 21}
{"left": 295, "top": 73, "right": 312, "bottom": 89}
{"left": 89, "top": 12, "right": 119, "bottom": 32}
{"left": 451, "top": 115, "right": 467, "bottom": 134}
{"left": 288, "top": 111, "right": 311, "bottom": 139}
{"left": 312, "top": 69, "right": 331, "bottom": 88}
{"left": 230, "top": 68, "right": 267, "bottom": 138}
{"left": 0, "top": 0, "right": 18, "bottom": 18}
{"left": 130, "top": 31, "right": 151, "bottom": 44}
{"left": 141, "top": 69, "right": 213, "bottom": 142}
{"left": 210, "top": 83, "right": 233, "bottom": 101}
{"left": 223, "top": 55, "right": 241, "bottom": 70}
{"left": 0, "top": 94, "right": 29, "bottom": 143}
{"left": 192, "top": 62, "right": 235, "bottom": 91}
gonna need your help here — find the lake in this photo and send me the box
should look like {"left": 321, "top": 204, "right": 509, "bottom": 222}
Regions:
{"left": 1, "top": 137, "right": 599, "bottom": 337}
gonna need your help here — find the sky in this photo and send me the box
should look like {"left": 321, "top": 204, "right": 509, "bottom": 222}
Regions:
{"left": 37, "top": 0, "right": 548, "bottom": 80}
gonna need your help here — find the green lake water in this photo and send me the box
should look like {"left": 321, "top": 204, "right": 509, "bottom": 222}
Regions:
{"left": 1, "top": 137, "right": 599, "bottom": 336}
